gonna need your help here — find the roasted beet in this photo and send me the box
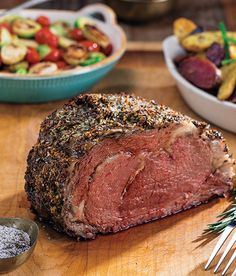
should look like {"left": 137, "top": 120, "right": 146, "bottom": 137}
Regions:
{"left": 206, "top": 43, "right": 225, "bottom": 67}
{"left": 179, "top": 56, "right": 221, "bottom": 90}
{"left": 174, "top": 54, "right": 192, "bottom": 66}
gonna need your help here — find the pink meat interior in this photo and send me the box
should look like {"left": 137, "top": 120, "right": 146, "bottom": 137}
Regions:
{"left": 71, "top": 129, "right": 229, "bottom": 233}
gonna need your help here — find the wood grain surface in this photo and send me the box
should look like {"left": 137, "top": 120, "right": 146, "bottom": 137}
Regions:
{"left": 0, "top": 51, "right": 236, "bottom": 276}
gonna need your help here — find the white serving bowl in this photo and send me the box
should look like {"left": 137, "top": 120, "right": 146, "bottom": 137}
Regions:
{"left": 163, "top": 35, "right": 236, "bottom": 133}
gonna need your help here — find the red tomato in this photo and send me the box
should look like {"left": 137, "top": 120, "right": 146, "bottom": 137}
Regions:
{"left": 55, "top": 61, "right": 67, "bottom": 69}
{"left": 36, "top": 16, "right": 50, "bottom": 27}
{"left": 0, "top": 22, "right": 12, "bottom": 33}
{"left": 69, "top": 28, "right": 83, "bottom": 41}
{"left": 79, "top": 40, "right": 100, "bottom": 52}
{"left": 44, "top": 48, "right": 61, "bottom": 62}
{"left": 35, "top": 28, "right": 58, "bottom": 48}
{"left": 26, "top": 48, "right": 40, "bottom": 64}
{"left": 101, "top": 43, "right": 113, "bottom": 56}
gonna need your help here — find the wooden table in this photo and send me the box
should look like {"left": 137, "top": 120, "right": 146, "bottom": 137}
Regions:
{"left": 0, "top": 50, "right": 236, "bottom": 276}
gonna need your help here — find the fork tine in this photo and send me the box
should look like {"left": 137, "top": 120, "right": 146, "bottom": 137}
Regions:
{"left": 214, "top": 232, "right": 236, "bottom": 273}
{"left": 205, "top": 225, "right": 234, "bottom": 270}
{"left": 222, "top": 249, "right": 236, "bottom": 275}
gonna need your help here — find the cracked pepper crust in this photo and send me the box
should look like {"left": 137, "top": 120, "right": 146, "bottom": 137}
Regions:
{"left": 25, "top": 93, "right": 228, "bottom": 235}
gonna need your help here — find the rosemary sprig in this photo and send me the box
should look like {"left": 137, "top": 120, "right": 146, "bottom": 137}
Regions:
{"left": 226, "top": 37, "right": 236, "bottom": 44}
{"left": 219, "top": 21, "right": 230, "bottom": 59}
{"left": 206, "top": 189, "right": 236, "bottom": 233}
{"left": 221, "top": 58, "right": 236, "bottom": 66}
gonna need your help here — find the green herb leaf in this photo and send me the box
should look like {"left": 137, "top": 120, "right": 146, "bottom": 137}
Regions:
{"left": 221, "top": 59, "right": 236, "bottom": 66}
{"left": 227, "top": 37, "right": 236, "bottom": 44}
{"left": 219, "top": 21, "right": 230, "bottom": 59}
{"left": 206, "top": 189, "right": 236, "bottom": 233}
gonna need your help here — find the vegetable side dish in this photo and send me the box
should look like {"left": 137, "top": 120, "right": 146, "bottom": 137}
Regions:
{"left": 173, "top": 18, "right": 236, "bottom": 104}
{"left": 0, "top": 15, "right": 113, "bottom": 75}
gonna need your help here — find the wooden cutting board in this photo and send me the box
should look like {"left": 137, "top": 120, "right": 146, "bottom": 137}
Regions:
{"left": 0, "top": 66, "right": 236, "bottom": 276}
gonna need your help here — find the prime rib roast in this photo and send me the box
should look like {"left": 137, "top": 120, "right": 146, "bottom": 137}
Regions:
{"left": 25, "top": 94, "right": 235, "bottom": 239}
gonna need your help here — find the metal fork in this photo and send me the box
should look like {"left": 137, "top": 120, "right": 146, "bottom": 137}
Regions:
{"left": 205, "top": 224, "right": 236, "bottom": 275}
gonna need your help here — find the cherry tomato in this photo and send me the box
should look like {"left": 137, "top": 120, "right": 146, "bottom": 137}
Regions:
{"left": 101, "top": 44, "right": 113, "bottom": 56}
{"left": 79, "top": 40, "right": 100, "bottom": 52}
{"left": 26, "top": 47, "right": 40, "bottom": 64}
{"left": 69, "top": 28, "right": 83, "bottom": 41}
{"left": 36, "top": 16, "right": 50, "bottom": 27}
{"left": 55, "top": 61, "right": 67, "bottom": 69}
{"left": 35, "top": 28, "right": 58, "bottom": 48}
{"left": 44, "top": 48, "right": 61, "bottom": 62}
{"left": 0, "top": 22, "right": 12, "bottom": 33}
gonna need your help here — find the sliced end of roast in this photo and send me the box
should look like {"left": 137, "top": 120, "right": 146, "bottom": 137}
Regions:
{"left": 63, "top": 122, "right": 234, "bottom": 239}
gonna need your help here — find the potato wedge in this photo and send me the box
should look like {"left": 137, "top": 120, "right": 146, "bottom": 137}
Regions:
{"left": 226, "top": 31, "right": 236, "bottom": 40}
{"left": 173, "top": 18, "right": 197, "bottom": 41}
{"left": 181, "top": 32, "right": 220, "bottom": 52}
{"left": 218, "top": 65, "right": 236, "bottom": 100}
{"left": 230, "top": 45, "right": 236, "bottom": 59}
{"left": 181, "top": 31, "right": 236, "bottom": 52}
{"left": 221, "top": 63, "right": 236, "bottom": 80}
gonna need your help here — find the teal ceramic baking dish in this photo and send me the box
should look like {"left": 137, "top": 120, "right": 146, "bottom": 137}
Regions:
{"left": 0, "top": 4, "right": 126, "bottom": 103}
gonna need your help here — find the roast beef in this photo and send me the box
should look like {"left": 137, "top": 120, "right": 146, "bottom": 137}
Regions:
{"left": 25, "top": 94, "right": 235, "bottom": 239}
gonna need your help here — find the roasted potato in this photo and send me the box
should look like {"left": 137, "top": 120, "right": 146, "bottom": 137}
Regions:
{"left": 173, "top": 17, "right": 197, "bottom": 41}
{"left": 181, "top": 32, "right": 220, "bottom": 52}
{"left": 181, "top": 31, "right": 236, "bottom": 53}
{"left": 230, "top": 45, "right": 236, "bottom": 59}
{"left": 218, "top": 63, "right": 236, "bottom": 100}
{"left": 221, "top": 63, "right": 236, "bottom": 80}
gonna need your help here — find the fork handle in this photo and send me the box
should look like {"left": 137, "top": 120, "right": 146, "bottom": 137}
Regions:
{"left": 0, "top": 0, "right": 52, "bottom": 17}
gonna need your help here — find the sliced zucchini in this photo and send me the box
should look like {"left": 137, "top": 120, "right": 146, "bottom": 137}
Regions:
{"left": 14, "top": 37, "right": 39, "bottom": 49}
{"left": 74, "top": 17, "right": 93, "bottom": 29}
{"left": 0, "top": 28, "right": 12, "bottom": 47}
{"left": 58, "top": 36, "right": 77, "bottom": 48}
{"left": 0, "top": 15, "right": 22, "bottom": 23}
{"left": 63, "top": 45, "right": 88, "bottom": 65}
{"left": 1, "top": 44, "right": 27, "bottom": 65}
{"left": 37, "top": 44, "right": 51, "bottom": 59}
{"left": 16, "top": 67, "right": 28, "bottom": 74}
{"left": 50, "top": 21, "right": 70, "bottom": 37}
{"left": 82, "top": 24, "right": 110, "bottom": 48}
{"left": 29, "top": 62, "right": 58, "bottom": 75}
{"left": 8, "top": 61, "right": 29, "bottom": 72}
{"left": 80, "top": 52, "right": 105, "bottom": 66}
{"left": 12, "top": 18, "right": 41, "bottom": 38}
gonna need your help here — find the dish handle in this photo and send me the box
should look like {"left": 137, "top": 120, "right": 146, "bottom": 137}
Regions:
{"left": 78, "top": 4, "right": 117, "bottom": 25}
